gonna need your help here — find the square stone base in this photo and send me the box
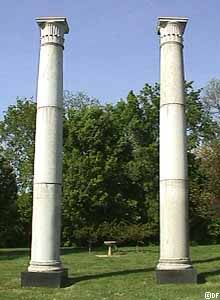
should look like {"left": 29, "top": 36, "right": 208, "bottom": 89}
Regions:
{"left": 156, "top": 268, "right": 197, "bottom": 284}
{"left": 21, "top": 268, "right": 68, "bottom": 288}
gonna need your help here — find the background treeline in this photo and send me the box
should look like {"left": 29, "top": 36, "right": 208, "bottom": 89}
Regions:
{"left": 0, "top": 80, "right": 220, "bottom": 248}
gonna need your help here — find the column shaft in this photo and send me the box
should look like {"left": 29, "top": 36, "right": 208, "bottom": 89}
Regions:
{"left": 28, "top": 17, "right": 69, "bottom": 273}
{"left": 157, "top": 17, "right": 192, "bottom": 271}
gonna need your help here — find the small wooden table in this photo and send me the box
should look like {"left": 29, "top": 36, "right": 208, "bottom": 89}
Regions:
{"left": 104, "top": 241, "right": 117, "bottom": 256}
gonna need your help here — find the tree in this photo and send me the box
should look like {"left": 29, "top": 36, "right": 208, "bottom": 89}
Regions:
{"left": 186, "top": 81, "right": 219, "bottom": 243}
{"left": 185, "top": 81, "right": 216, "bottom": 150}
{"left": 0, "top": 156, "right": 19, "bottom": 247}
{"left": 201, "top": 78, "right": 220, "bottom": 122}
{"left": 0, "top": 92, "right": 98, "bottom": 245}
{"left": 64, "top": 90, "right": 100, "bottom": 111}
{"left": 0, "top": 98, "right": 36, "bottom": 193}
{"left": 62, "top": 103, "right": 137, "bottom": 244}
{"left": 0, "top": 98, "right": 36, "bottom": 243}
{"left": 62, "top": 84, "right": 160, "bottom": 245}
{"left": 0, "top": 82, "right": 218, "bottom": 246}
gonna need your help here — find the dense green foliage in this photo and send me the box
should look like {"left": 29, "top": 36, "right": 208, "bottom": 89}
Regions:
{"left": 0, "top": 81, "right": 219, "bottom": 246}
{"left": 62, "top": 85, "right": 159, "bottom": 246}
{"left": 0, "top": 156, "right": 18, "bottom": 247}
{"left": 0, "top": 98, "right": 36, "bottom": 245}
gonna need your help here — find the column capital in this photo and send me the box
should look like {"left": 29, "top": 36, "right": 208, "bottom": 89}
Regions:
{"left": 36, "top": 16, "right": 69, "bottom": 48}
{"left": 157, "top": 17, "right": 188, "bottom": 46}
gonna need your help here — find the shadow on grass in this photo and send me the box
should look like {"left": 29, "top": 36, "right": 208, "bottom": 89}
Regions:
{"left": 0, "top": 249, "right": 30, "bottom": 260}
{"left": 116, "top": 248, "right": 159, "bottom": 254}
{"left": 193, "top": 256, "right": 220, "bottom": 284}
{"left": 198, "top": 269, "right": 220, "bottom": 284}
{"left": 193, "top": 256, "right": 220, "bottom": 264}
{"left": 61, "top": 247, "right": 88, "bottom": 255}
{"left": 0, "top": 247, "right": 89, "bottom": 260}
{"left": 62, "top": 247, "right": 159, "bottom": 256}
{"left": 63, "top": 267, "right": 154, "bottom": 287}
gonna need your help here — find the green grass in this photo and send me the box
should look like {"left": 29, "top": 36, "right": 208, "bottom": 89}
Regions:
{"left": 1, "top": 245, "right": 220, "bottom": 299}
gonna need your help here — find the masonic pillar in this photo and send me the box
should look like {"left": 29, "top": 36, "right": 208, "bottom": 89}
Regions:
{"left": 21, "top": 17, "right": 69, "bottom": 288}
{"left": 156, "top": 17, "right": 197, "bottom": 284}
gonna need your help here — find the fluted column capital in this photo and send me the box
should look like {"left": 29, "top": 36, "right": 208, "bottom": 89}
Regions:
{"left": 157, "top": 17, "right": 188, "bottom": 46}
{"left": 36, "top": 16, "right": 69, "bottom": 48}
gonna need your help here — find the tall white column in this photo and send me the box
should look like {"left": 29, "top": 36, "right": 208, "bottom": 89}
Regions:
{"left": 156, "top": 17, "right": 196, "bottom": 283}
{"left": 28, "top": 17, "right": 69, "bottom": 273}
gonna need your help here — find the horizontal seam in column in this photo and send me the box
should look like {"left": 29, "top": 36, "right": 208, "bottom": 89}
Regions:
{"left": 34, "top": 182, "right": 62, "bottom": 185}
{"left": 41, "top": 42, "right": 64, "bottom": 49}
{"left": 160, "top": 102, "right": 185, "bottom": 108}
{"left": 30, "top": 260, "right": 61, "bottom": 264}
{"left": 160, "top": 179, "right": 188, "bottom": 182}
{"left": 158, "top": 258, "right": 191, "bottom": 262}
{"left": 160, "top": 41, "right": 183, "bottom": 47}
{"left": 37, "top": 105, "right": 63, "bottom": 111}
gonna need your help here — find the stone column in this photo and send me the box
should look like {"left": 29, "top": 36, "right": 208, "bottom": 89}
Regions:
{"left": 156, "top": 17, "right": 197, "bottom": 284}
{"left": 21, "top": 17, "right": 69, "bottom": 288}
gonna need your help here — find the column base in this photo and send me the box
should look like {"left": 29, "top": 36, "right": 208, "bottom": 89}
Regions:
{"left": 156, "top": 268, "right": 197, "bottom": 284}
{"left": 21, "top": 268, "right": 68, "bottom": 288}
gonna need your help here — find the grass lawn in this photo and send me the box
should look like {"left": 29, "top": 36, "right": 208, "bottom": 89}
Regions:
{"left": 0, "top": 245, "right": 220, "bottom": 300}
